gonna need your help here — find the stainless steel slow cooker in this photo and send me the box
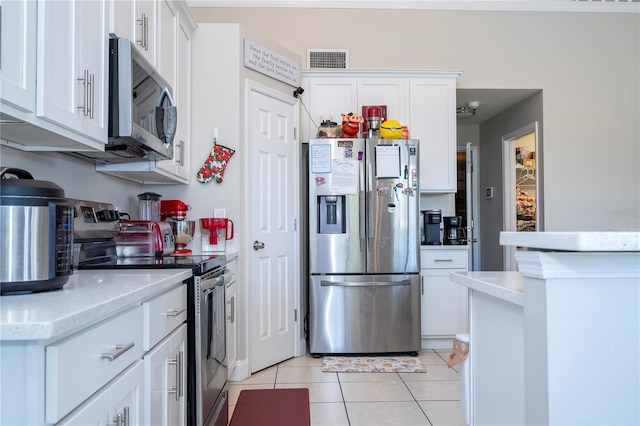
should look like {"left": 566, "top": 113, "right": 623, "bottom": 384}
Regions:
{"left": 0, "top": 168, "right": 74, "bottom": 294}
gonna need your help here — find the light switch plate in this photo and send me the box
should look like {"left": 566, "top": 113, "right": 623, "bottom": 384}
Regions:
{"left": 485, "top": 187, "right": 494, "bottom": 199}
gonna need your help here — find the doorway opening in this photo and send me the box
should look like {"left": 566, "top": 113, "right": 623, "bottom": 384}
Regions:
{"left": 502, "top": 122, "right": 541, "bottom": 271}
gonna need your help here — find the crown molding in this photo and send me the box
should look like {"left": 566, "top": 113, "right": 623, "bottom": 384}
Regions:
{"left": 187, "top": 0, "right": 640, "bottom": 13}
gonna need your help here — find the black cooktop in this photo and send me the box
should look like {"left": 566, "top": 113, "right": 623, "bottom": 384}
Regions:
{"left": 79, "top": 253, "right": 227, "bottom": 276}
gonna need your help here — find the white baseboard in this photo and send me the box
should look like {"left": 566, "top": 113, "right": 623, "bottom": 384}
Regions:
{"left": 422, "top": 336, "right": 455, "bottom": 350}
{"left": 228, "top": 358, "right": 250, "bottom": 382}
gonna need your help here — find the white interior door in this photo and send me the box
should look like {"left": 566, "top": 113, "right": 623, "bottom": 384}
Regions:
{"left": 248, "top": 86, "right": 298, "bottom": 373}
{"left": 465, "top": 143, "right": 480, "bottom": 271}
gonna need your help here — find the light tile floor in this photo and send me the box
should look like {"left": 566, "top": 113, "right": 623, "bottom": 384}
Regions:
{"left": 226, "top": 349, "right": 467, "bottom": 425}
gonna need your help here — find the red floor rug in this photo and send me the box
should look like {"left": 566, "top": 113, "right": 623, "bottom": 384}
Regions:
{"left": 229, "top": 388, "right": 310, "bottom": 426}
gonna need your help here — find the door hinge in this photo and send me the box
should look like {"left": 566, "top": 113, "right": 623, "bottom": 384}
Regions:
{"left": 294, "top": 127, "right": 297, "bottom": 140}
{"left": 294, "top": 218, "right": 297, "bottom": 231}
{"left": 294, "top": 309, "right": 298, "bottom": 322}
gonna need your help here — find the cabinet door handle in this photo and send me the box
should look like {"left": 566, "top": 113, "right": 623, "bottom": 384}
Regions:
{"left": 176, "top": 140, "right": 184, "bottom": 166}
{"left": 168, "top": 350, "right": 184, "bottom": 401}
{"left": 166, "top": 308, "right": 186, "bottom": 317}
{"left": 88, "top": 72, "right": 94, "bottom": 119}
{"left": 421, "top": 275, "right": 424, "bottom": 295}
{"left": 113, "top": 406, "right": 129, "bottom": 426}
{"left": 144, "top": 14, "right": 149, "bottom": 50}
{"left": 101, "top": 342, "right": 135, "bottom": 361}
{"left": 77, "top": 69, "right": 89, "bottom": 116}
{"left": 137, "top": 13, "right": 146, "bottom": 49}
{"left": 227, "top": 296, "right": 235, "bottom": 323}
{"left": 434, "top": 258, "right": 454, "bottom": 262}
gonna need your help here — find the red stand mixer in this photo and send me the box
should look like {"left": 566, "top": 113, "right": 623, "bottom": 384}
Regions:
{"left": 160, "top": 200, "right": 195, "bottom": 254}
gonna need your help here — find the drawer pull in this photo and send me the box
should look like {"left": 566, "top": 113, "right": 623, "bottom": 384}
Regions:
{"left": 102, "top": 342, "right": 135, "bottom": 361}
{"left": 433, "top": 258, "right": 454, "bottom": 262}
{"left": 166, "top": 308, "right": 186, "bottom": 317}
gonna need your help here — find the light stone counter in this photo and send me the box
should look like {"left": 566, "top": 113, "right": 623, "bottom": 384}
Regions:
{"left": 450, "top": 271, "right": 523, "bottom": 306}
{"left": 500, "top": 231, "right": 640, "bottom": 251}
{"left": 0, "top": 269, "right": 192, "bottom": 341}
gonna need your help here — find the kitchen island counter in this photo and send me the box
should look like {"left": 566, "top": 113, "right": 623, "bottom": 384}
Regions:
{"left": 451, "top": 232, "right": 639, "bottom": 426}
{"left": 450, "top": 271, "right": 522, "bottom": 305}
{"left": 0, "top": 269, "right": 192, "bottom": 341}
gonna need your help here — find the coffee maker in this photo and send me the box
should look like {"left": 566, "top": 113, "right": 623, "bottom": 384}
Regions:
{"left": 421, "top": 210, "right": 442, "bottom": 245}
{"left": 443, "top": 216, "right": 466, "bottom": 245}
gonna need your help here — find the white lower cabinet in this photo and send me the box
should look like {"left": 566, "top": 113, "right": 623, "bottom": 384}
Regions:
{"left": 225, "top": 257, "right": 238, "bottom": 379}
{"left": 0, "top": 280, "right": 187, "bottom": 425}
{"left": 57, "top": 284, "right": 187, "bottom": 425}
{"left": 420, "top": 247, "right": 469, "bottom": 348}
{"left": 145, "top": 324, "right": 187, "bottom": 426}
{"left": 58, "top": 361, "right": 144, "bottom": 426}
{"left": 46, "top": 306, "right": 144, "bottom": 423}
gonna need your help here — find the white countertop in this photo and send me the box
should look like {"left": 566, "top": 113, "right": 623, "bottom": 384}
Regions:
{"left": 421, "top": 244, "right": 469, "bottom": 250}
{"left": 450, "top": 271, "right": 524, "bottom": 306}
{"left": 500, "top": 231, "right": 640, "bottom": 251}
{"left": 0, "top": 269, "right": 192, "bottom": 342}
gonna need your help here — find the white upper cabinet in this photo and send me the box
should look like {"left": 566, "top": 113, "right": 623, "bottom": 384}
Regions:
{"left": 158, "top": 0, "right": 177, "bottom": 91}
{"left": 134, "top": 0, "right": 158, "bottom": 67}
{"left": 37, "top": 0, "right": 108, "bottom": 142}
{"left": 174, "top": 12, "right": 192, "bottom": 179}
{"left": 304, "top": 77, "right": 357, "bottom": 142}
{"left": 112, "top": 0, "right": 157, "bottom": 67}
{"left": 410, "top": 78, "right": 458, "bottom": 192}
{"left": 0, "top": 0, "right": 36, "bottom": 113}
{"left": 302, "top": 69, "right": 461, "bottom": 193}
{"left": 358, "top": 78, "right": 408, "bottom": 124}
{"left": 0, "top": 0, "right": 108, "bottom": 151}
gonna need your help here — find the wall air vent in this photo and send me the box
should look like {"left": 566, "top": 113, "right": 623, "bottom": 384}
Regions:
{"left": 307, "top": 49, "right": 349, "bottom": 69}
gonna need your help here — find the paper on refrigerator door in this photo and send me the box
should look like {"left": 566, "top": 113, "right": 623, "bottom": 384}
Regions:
{"left": 311, "top": 144, "right": 332, "bottom": 173}
{"left": 330, "top": 159, "right": 358, "bottom": 194}
{"left": 375, "top": 145, "right": 401, "bottom": 178}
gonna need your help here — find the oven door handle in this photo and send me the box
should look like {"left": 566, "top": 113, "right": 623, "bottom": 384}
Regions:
{"left": 201, "top": 273, "right": 225, "bottom": 292}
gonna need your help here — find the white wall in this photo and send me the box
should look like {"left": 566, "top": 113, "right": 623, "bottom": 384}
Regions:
{"left": 0, "top": 147, "right": 143, "bottom": 214}
{"left": 191, "top": 7, "right": 640, "bottom": 232}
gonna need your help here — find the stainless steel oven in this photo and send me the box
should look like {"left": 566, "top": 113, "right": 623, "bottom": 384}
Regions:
{"left": 194, "top": 267, "right": 230, "bottom": 426}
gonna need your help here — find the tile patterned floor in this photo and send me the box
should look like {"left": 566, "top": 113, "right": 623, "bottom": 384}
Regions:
{"left": 226, "top": 350, "right": 467, "bottom": 425}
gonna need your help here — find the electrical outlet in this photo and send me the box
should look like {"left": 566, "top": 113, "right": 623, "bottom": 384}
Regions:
{"left": 213, "top": 209, "right": 226, "bottom": 218}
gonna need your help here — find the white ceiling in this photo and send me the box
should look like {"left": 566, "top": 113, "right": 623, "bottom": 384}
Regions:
{"left": 187, "top": 0, "right": 640, "bottom": 13}
{"left": 456, "top": 89, "right": 540, "bottom": 125}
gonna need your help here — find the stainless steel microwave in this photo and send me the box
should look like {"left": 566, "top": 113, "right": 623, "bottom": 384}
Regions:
{"left": 71, "top": 35, "right": 176, "bottom": 163}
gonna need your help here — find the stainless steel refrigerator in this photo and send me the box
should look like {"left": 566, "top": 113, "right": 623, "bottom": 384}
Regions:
{"left": 308, "top": 137, "right": 421, "bottom": 355}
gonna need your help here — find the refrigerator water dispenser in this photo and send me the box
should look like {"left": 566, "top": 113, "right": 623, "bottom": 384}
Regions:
{"left": 318, "top": 195, "right": 346, "bottom": 234}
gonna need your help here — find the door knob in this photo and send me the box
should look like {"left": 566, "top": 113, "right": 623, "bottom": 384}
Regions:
{"left": 253, "top": 240, "right": 265, "bottom": 251}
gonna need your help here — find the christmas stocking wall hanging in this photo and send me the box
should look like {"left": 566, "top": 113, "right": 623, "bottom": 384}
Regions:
{"left": 197, "top": 130, "right": 235, "bottom": 183}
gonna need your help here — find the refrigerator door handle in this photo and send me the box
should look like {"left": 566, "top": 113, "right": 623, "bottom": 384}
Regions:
{"left": 320, "top": 279, "right": 411, "bottom": 287}
{"left": 366, "top": 161, "right": 374, "bottom": 249}
{"left": 359, "top": 162, "right": 366, "bottom": 251}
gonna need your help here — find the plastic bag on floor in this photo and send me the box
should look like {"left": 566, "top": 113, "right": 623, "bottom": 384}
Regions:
{"left": 447, "top": 339, "right": 469, "bottom": 368}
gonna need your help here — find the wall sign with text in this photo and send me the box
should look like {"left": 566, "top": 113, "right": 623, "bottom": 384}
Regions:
{"left": 243, "top": 39, "right": 300, "bottom": 87}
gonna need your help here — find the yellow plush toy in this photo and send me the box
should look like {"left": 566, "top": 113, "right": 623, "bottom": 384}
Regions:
{"left": 380, "top": 119, "right": 402, "bottom": 139}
